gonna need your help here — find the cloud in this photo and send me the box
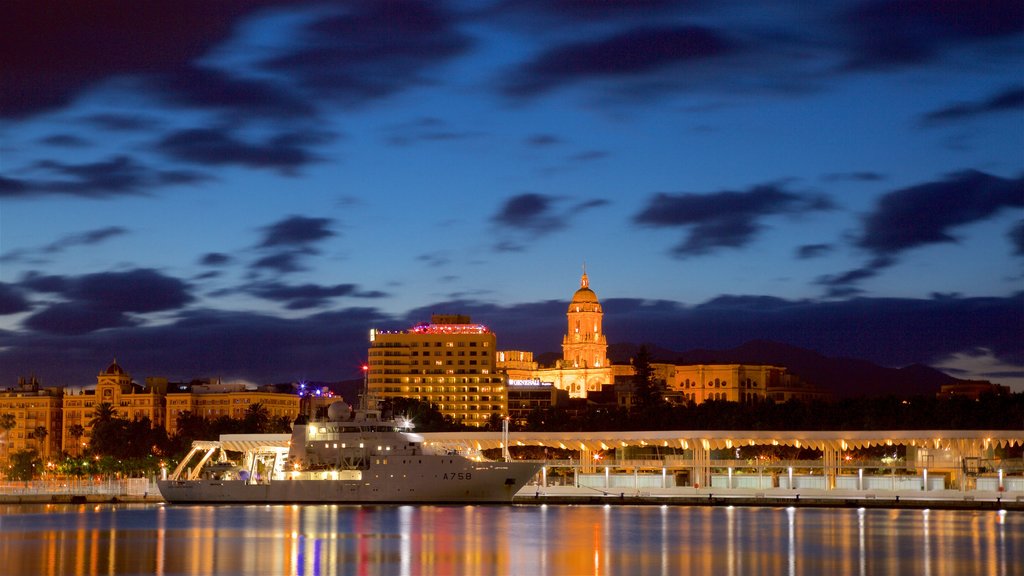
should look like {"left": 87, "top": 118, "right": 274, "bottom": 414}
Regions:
{"left": 0, "top": 307, "right": 388, "bottom": 386}
{"left": 20, "top": 268, "right": 193, "bottom": 334}
{"left": 490, "top": 193, "right": 608, "bottom": 251}
{"left": 1011, "top": 220, "right": 1024, "bottom": 256}
{"left": 149, "top": 65, "right": 314, "bottom": 119}
{"left": 839, "top": 0, "right": 1024, "bottom": 70}
{"left": 0, "top": 283, "right": 31, "bottom": 315}
{"left": 820, "top": 171, "right": 885, "bottom": 183}
{"left": 633, "top": 183, "right": 833, "bottom": 257}
{"left": 38, "top": 134, "right": 90, "bottom": 147}
{"left": 858, "top": 170, "right": 1024, "bottom": 255}
{"left": 526, "top": 134, "right": 561, "bottom": 147}
{"left": 920, "top": 86, "right": 1024, "bottom": 126}
{"left": 82, "top": 114, "right": 162, "bottom": 132}
{"left": 156, "top": 128, "right": 330, "bottom": 173}
{"left": 258, "top": 215, "right": 335, "bottom": 248}
{"left": 260, "top": 1, "right": 471, "bottom": 105}
{"left": 504, "top": 26, "right": 734, "bottom": 97}
{"left": 1, "top": 290, "right": 1021, "bottom": 389}
{"left": 796, "top": 244, "right": 833, "bottom": 259}
{"left": 384, "top": 117, "right": 482, "bottom": 146}
{"left": 1, "top": 226, "right": 129, "bottom": 264}
{"left": 250, "top": 251, "right": 312, "bottom": 275}
{"left": 818, "top": 170, "right": 1024, "bottom": 295}
{"left": 42, "top": 227, "right": 129, "bottom": 254}
{"left": 0, "top": 1, "right": 285, "bottom": 119}
{"left": 0, "top": 156, "right": 208, "bottom": 199}
{"left": 200, "top": 253, "right": 232, "bottom": 267}
{"left": 492, "top": 193, "right": 560, "bottom": 230}
{"left": 247, "top": 282, "right": 386, "bottom": 310}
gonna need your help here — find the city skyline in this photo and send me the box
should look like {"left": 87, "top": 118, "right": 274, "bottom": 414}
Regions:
{"left": 1, "top": 2, "right": 1021, "bottom": 390}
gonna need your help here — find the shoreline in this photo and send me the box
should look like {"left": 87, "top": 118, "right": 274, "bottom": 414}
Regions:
{"left": 2, "top": 487, "right": 1021, "bottom": 511}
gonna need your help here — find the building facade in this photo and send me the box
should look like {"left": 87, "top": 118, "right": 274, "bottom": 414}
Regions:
{"left": 368, "top": 314, "right": 507, "bottom": 427}
{"left": 0, "top": 377, "right": 63, "bottom": 463}
{"left": 536, "top": 271, "right": 614, "bottom": 398}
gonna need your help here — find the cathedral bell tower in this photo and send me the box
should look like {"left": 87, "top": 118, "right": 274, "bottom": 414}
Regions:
{"left": 561, "top": 269, "right": 608, "bottom": 369}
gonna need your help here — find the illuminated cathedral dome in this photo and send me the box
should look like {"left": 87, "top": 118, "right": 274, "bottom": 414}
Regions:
{"left": 568, "top": 272, "right": 601, "bottom": 312}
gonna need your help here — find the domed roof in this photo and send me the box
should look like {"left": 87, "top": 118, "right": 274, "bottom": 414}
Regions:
{"left": 568, "top": 272, "right": 601, "bottom": 310}
{"left": 103, "top": 359, "right": 125, "bottom": 375}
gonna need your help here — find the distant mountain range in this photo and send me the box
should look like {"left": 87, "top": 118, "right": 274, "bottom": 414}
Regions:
{"left": 606, "top": 339, "right": 961, "bottom": 398}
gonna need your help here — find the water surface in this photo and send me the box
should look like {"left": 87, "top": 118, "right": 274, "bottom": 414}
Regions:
{"left": 0, "top": 503, "right": 1019, "bottom": 575}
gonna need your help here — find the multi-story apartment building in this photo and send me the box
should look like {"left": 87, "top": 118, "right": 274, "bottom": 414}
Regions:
{"left": 62, "top": 360, "right": 165, "bottom": 457}
{"left": 0, "top": 377, "right": 62, "bottom": 462}
{"left": 367, "top": 314, "right": 506, "bottom": 427}
{"left": 164, "top": 380, "right": 299, "bottom": 431}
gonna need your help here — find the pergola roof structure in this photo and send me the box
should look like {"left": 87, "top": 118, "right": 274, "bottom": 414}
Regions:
{"left": 419, "top": 430, "right": 1024, "bottom": 453}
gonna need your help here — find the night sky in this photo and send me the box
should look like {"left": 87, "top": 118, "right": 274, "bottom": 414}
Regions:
{"left": 1, "top": 1, "right": 1022, "bottom": 390}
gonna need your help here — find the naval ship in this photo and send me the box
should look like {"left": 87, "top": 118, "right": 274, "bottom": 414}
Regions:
{"left": 157, "top": 399, "right": 540, "bottom": 503}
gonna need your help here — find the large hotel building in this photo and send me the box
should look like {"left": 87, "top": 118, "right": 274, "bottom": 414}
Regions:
{"left": 367, "top": 314, "right": 505, "bottom": 427}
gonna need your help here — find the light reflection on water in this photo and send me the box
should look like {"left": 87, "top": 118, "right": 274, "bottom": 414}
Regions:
{"left": 0, "top": 503, "right": 1020, "bottom": 576}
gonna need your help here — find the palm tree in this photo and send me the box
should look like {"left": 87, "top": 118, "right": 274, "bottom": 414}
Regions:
{"left": 0, "top": 413, "right": 16, "bottom": 465}
{"left": 244, "top": 403, "right": 270, "bottom": 433}
{"left": 69, "top": 424, "right": 86, "bottom": 456}
{"left": 89, "top": 402, "right": 117, "bottom": 428}
{"left": 32, "top": 425, "right": 48, "bottom": 456}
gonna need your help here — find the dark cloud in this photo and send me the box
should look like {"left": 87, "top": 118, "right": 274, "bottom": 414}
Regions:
{"left": 149, "top": 65, "right": 314, "bottom": 119}
{"left": 840, "top": 0, "right": 1024, "bottom": 69}
{"left": 1, "top": 156, "right": 208, "bottom": 199}
{"left": 920, "top": 86, "right": 1024, "bottom": 126}
{"left": 20, "top": 269, "right": 193, "bottom": 335}
{"left": 1, "top": 291, "right": 1021, "bottom": 388}
{"left": 0, "top": 1, "right": 284, "bottom": 119}
{"left": 491, "top": 193, "right": 608, "bottom": 251}
{"left": 200, "top": 253, "right": 232, "bottom": 266}
{"left": 821, "top": 171, "right": 885, "bottom": 183}
{"left": 0, "top": 227, "right": 128, "bottom": 264}
{"left": 634, "top": 184, "right": 833, "bottom": 257}
{"left": 796, "top": 244, "right": 833, "bottom": 259}
{"left": 858, "top": 170, "right": 1024, "bottom": 255}
{"left": 493, "top": 193, "right": 559, "bottom": 230}
{"left": 417, "top": 252, "right": 452, "bottom": 268}
{"left": 385, "top": 117, "right": 482, "bottom": 146}
{"left": 1011, "top": 220, "right": 1024, "bottom": 256}
{"left": 0, "top": 283, "right": 31, "bottom": 315}
{"left": 817, "top": 171, "right": 1024, "bottom": 295}
{"left": 526, "top": 134, "right": 561, "bottom": 147}
{"left": 261, "top": 1, "right": 471, "bottom": 105}
{"left": 156, "top": 128, "right": 329, "bottom": 173}
{"left": 249, "top": 215, "right": 334, "bottom": 274}
{"left": 504, "top": 26, "right": 734, "bottom": 97}
{"left": 82, "top": 114, "right": 162, "bottom": 132}
{"left": 0, "top": 307, "right": 387, "bottom": 386}
{"left": 250, "top": 251, "right": 312, "bottom": 275}
{"left": 489, "top": 0, "right": 686, "bottom": 24}
{"left": 259, "top": 215, "right": 335, "bottom": 248}
{"left": 43, "top": 227, "right": 129, "bottom": 254}
{"left": 38, "top": 134, "right": 90, "bottom": 147}
{"left": 247, "top": 282, "right": 386, "bottom": 310}
{"left": 816, "top": 255, "right": 895, "bottom": 297}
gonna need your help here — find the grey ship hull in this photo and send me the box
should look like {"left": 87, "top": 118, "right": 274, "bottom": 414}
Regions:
{"left": 157, "top": 460, "right": 540, "bottom": 504}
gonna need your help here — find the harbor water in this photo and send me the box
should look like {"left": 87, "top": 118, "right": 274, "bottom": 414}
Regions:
{"left": 0, "top": 503, "right": 1020, "bottom": 575}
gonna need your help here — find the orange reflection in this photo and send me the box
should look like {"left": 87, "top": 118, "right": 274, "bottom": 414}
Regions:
{"left": 0, "top": 504, "right": 1020, "bottom": 575}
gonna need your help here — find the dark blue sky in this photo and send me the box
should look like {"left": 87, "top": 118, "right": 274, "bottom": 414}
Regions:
{"left": 1, "top": 1, "right": 1022, "bottom": 390}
